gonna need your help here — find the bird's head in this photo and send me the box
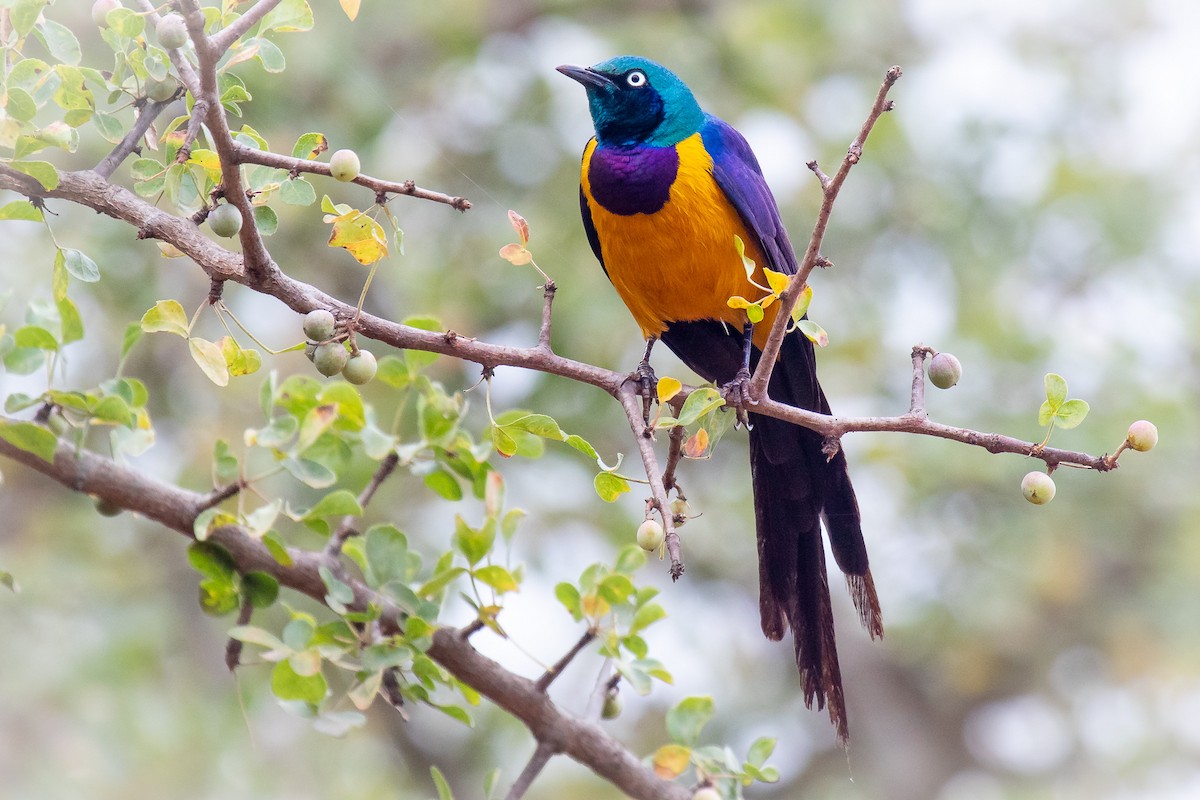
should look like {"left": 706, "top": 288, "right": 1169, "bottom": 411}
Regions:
{"left": 557, "top": 56, "right": 704, "bottom": 148}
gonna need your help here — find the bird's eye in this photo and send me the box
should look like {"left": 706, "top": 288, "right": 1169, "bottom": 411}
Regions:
{"left": 626, "top": 70, "right": 647, "bottom": 88}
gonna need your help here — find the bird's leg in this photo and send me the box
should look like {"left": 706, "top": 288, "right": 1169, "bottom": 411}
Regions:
{"left": 627, "top": 336, "right": 659, "bottom": 425}
{"left": 720, "top": 322, "right": 755, "bottom": 428}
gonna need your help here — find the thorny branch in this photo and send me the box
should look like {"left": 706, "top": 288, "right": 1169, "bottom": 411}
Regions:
{"left": 748, "top": 65, "right": 904, "bottom": 402}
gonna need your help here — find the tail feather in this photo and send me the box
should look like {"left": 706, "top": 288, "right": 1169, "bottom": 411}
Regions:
{"left": 660, "top": 321, "right": 881, "bottom": 744}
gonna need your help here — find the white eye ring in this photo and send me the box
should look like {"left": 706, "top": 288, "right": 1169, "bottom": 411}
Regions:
{"left": 626, "top": 70, "right": 647, "bottom": 87}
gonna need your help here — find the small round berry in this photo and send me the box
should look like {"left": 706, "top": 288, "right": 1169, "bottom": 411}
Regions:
{"left": 1125, "top": 420, "right": 1158, "bottom": 452}
{"left": 342, "top": 350, "right": 378, "bottom": 385}
{"left": 601, "top": 692, "right": 622, "bottom": 719}
{"left": 144, "top": 76, "right": 178, "bottom": 103}
{"left": 92, "top": 0, "right": 120, "bottom": 28}
{"left": 313, "top": 342, "right": 349, "bottom": 376}
{"left": 636, "top": 519, "right": 665, "bottom": 551}
{"left": 329, "top": 149, "right": 361, "bottom": 182}
{"left": 692, "top": 788, "right": 721, "bottom": 800}
{"left": 95, "top": 497, "right": 123, "bottom": 517}
{"left": 928, "top": 352, "right": 962, "bottom": 389}
{"left": 1021, "top": 471, "right": 1056, "bottom": 505}
{"left": 155, "top": 14, "right": 188, "bottom": 49}
{"left": 207, "top": 203, "right": 242, "bottom": 238}
{"left": 303, "top": 309, "right": 336, "bottom": 342}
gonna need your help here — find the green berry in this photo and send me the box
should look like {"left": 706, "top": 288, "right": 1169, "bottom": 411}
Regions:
{"left": 1125, "top": 420, "right": 1158, "bottom": 452}
{"left": 145, "top": 76, "right": 178, "bottom": 103}
{"left": 313, "top": 342, "right": 349, "bottom": 376}
{"left": 304, "top": 343, "right": 317, "bottom": 362}
{"left": 342, "top": 350, "right": 378, "bottom": 385}
{"left": 155, "top": 14, "right": 189, "bottom": 49}
{"left": 692, "top": 788, "right": 721, "bottom": 800}
{"left": 207, "top": 203, "right": 242, "bottom": 238}
{"left": 928, "top": 352, "right": 962, "bottom": 389}
{"left": 303, "top": 309, "right": 336, "bottom": 341}
{"left": 636, "top": 519, "right": 664, "bottom": 551}
{"left": 601, "top": 692, "right": 622, "bottom": 719}
{"left": 95, "top": 497, "right": 123, "bottom": 517}
{"left": 1021, "top": 471, "right": 1056, "bottom": 505}
{"left": 92, "top": 0, "right": 120, "bottom": 28}
{"left": 329, "top": 149, "right": 361, "bottom": 182}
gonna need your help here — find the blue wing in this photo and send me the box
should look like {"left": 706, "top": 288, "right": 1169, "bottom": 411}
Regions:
{"left": 700, "top": 114, "right": 799, "bottom": 276}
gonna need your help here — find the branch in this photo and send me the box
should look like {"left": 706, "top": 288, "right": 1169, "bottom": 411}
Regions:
{"left": 229, "top": 143, "right": 472, "bottom": 211}
{"left": 209, "top": 0, "right": 283, "bottom": 55}
{"left": 327, "top": 451, "right": 400, "bottom": 556}
{"left": 616, "top": 384, "right": 683, "bottom": 578}
{"left": 534, "top": 629, "right": 596, "bottom": 692}
{"left": 748, "top": 65, "right": 903, "bottom": 401}
{"left": 0, "top": 435, "right": 690, "bottom": 800}
{"left": 94, "top": 96, "right": 176, "bottom": 179}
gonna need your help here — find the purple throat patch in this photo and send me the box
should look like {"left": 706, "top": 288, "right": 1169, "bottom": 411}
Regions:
{"left": 588, "top": 144, "right": 679, "bottom": 216}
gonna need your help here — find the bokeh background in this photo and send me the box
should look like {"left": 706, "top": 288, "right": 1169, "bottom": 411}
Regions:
{"left": 2, "top": 0, "right": 1198, "bottom": 798}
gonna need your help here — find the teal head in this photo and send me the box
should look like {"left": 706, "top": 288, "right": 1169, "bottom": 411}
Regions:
{"left": 557, "top": 56, "right": 704, "bottom": 148}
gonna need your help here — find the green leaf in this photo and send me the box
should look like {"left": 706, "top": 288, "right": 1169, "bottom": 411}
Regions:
{"left": 242, "top": 571, "right": 280, "bottom": 608}
{"left": 424, "top": 469, "right": 463, "bottom": 501}
{"left": 141, "top": 299, "right": 189, "bottom": 337}
{"left": 10, "top": 0, "right": 48, "bottom": 37}
{"left": 472, "top": 565, "right": 519, "bottom": 594}
{"left": 431, "top": 766, "right": 455, "bottom": 800}
{"left": 1055, "top": 398, "right": 1090, "bottom": 430}
{"left": 280, "top": 176, "right": 317, "bottom": 205}
{"left": 56, "top": 297, "right": 83, "bottom": 344}
{"left": 187, "top": 541, "right": 236, "bottom": 581}
{"left": 1044, "top": 373, "right": 1068, "bottom": 407}
{"left": 676, "top": 387, "right": 725, "bottom": 427}
{"left": 263, "top": 530, "right": 294, "bottom": 566}
{"left": 303, "top": 489, "right": 362, "bottom": 521}
{"left": 38, "top": 18, "right": 82, "bottom": 65}
{"left": 746, "top": 736, "right": 776, "bottom": 768}
{"left": 313, "top": 710, "right": 366, "bottom": 737}
{"left": 243, "top": 499, "right": 282, "bottom": 539}
{"left": 13, "top": 325, "right": 57, "bottom": 351}
{"left": 797, "top": 318, "right": 828, "bottom": 347}
{"left": 593, "top": 472, "right": 630, "bottom": 502}
{"left": 292, "top": 132, "right": 328, "bottom": 160}
{"left": 554, "top": 582, "right": 582, "bottom": 620}
{"left": 252, "top": 204, "right": 278, "bottom": 236}
{"left": 0, "top": 421, "right": 57, "bottom": 463}
{"left": 1, "top": 570, "right": 19, "bottom": 593}
{"left": 416, "top": 566, "right": 466, "bottom": 599}
{"left": 745, "top": 302, "right": 765, "bottom": 324}
{"left": 364, "top": 525, "right": 409, "bottom": 587}
{"left": 563, "top": 433, "right": 599, "bottom": 461}
{"left": 261, "top": 0, "right": 315, "bottom": 33}
{"left": 319, "top": 565, "right": 355, "bottom": 607}
{"left": 666, "top": 695, "right": 714, "bottom": 746}
{"left": 453, "top": 515, "right": 494, "bottom": 567}
{"left": 189, "top": 337, "right": 230, "bottom": 386}
{"left": 402, "top": 316, "right": 443, "bottom": 371}
{"left": 271, "top": 658, "right": 327, "bottom": 704}
{"left": 280, "top": 456, "right": 336, "bottom": 488}
{"left": 254, "top": 37, "right": 287, "bottom": 72}
{"left": 8, "top": 160, "right": 59, "bottom": 190}
{"left": 614, "top": 544, "right": 647, "bottom": 574}
{"left": 1037, "top": 399, "right": 1056, "bottom": 427}
{"left": 630, "top": 602, "right": 667, "bottom": 634}
{"left": 0, "top": 200, "right": 43, "bottom": 221}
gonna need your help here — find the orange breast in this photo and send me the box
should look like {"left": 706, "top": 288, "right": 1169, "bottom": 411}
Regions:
{"left": 582, "top": 133, "right": 780, "bottom": 348}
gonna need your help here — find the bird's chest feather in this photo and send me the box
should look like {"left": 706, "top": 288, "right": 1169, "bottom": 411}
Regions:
{"left": 582, "top": 133, "right": 770, "bottom": 338}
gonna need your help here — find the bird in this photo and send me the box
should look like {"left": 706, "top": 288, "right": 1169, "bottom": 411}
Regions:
{"left": 558, "top": 56, "right": 882, "bottom": 744}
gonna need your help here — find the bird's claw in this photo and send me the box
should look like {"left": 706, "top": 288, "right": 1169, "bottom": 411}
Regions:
{"left": 627, "top": 360, "right": 658, "bottom": 425}
{"left": 720, "top": 368, "right": 754, "bottom": 429}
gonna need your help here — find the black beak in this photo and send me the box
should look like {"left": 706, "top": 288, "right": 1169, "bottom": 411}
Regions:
{"left": 556, "top": 64, "right": 615, "bottom": 90}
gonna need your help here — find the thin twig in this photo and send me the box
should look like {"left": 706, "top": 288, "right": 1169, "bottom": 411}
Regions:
{"left": 209, "top": 0, "right": 284, "bottom": 55}
{"left": 537, "top": 280, "right": 557, "bottom": 350}
{"left": 748, "top": 65, "right": 903, "bottom": 401}
{"left": 616, "top": 385, "right": 683, "bottom": 578}
{"left": 227, "top": 142, "right": 472, "bottom": 211}
{"left": 326, "top": 451, "right": 400, "bottom": 557}
{"left": 660, "top": 422, "right": 686, "bottom": 495}
{"left": 534, "top": 629, "right": 596, "bottom": 692}
{"left": 505, "top": 742, "right": 556, "bottom": 800}
{"left": 910, "top": 345, "right": 933, "bottom": 417}
{"left": 95, "top": 97, "right": 176, "bottom": 179}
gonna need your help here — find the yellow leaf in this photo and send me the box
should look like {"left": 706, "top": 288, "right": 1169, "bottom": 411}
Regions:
{"left": 188, "top": 337, "right": 230, "bottom": 386}
{"left": 188, "top": 148, "right": 221, "bottom": 172}
{"left": 763, "top": 268, "right": 790, "bottom": 296}
{"left": 498, "top": 243, "right": 532, "bottom": 265}
{"left": 326, "top": 209, "right": 388, "bottom": 265}
{"left": 339, "top": 0, "right": 361, "bottom": 20}
{"left": 726, "top": 295, "right": 752, "bottom": 310}
{"left": 733, "top": 234, "right": 755, "bottom": 278}
{"left": 791, "top": 284, "right": 814, "bottom": 323}
{"left": 652, "top": 744, "right": 692, "bottom": 779}
{"left": 656, "top": 376, "right": 682, "bottom": 404}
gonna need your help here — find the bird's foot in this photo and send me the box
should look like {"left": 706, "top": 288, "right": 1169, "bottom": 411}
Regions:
{"left": 625, "top": 360, "right": 658, "bottom": 426}
{"left": 719, "top": 368, "right": 754, "bottom": 428}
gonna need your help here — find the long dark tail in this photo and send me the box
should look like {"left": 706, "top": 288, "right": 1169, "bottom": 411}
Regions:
{"left": 662, "top": 322, "right": 882, "bottom": 745}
